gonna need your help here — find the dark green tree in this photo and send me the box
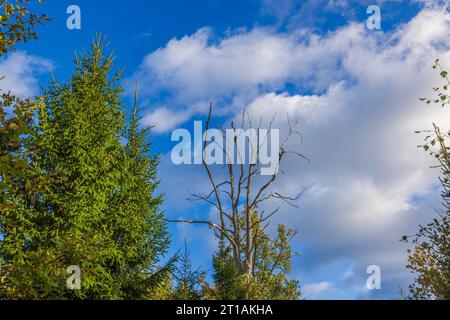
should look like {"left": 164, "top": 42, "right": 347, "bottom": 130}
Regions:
{"left": 205, "top": 242, "right": 247, "bottom": 300}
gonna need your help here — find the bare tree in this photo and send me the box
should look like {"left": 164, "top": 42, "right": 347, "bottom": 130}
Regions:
{"left": 167, "top": 104, "right": 308, "bottom": 277}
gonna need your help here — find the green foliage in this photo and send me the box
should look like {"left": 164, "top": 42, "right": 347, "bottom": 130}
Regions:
{"left": 0, "top": 94, "right": 55, "bottom": 299}
{"left": 171, "top": 240, "right": 205, "bottom": 300}
{"left": 419, "top": 59, "right": 450, "bottom": 108}
{"left": 206, "top": 214, "right": 301, "bottom": 300}
{"left": 405, "top": 125, "right": 450, "bottom": 300}
{"left": 250, "top": 224, "right": 301, "bottom": 300}
{"left": 0, "top": 0, "right": 301, "bottom": 300}
{"left": 147, "top": 272, "right": 173, "bottom": 300}
{"left": 0, "top": 0, "right": 48, "bottom": 57}
{"left": 111, "top": 82, "right": 171, "bottom": 299}
{"left": 205, "top": 243, "right": 247, "bottom": 300}
{"left": 0, "top": 38, "right": 170, "bottom": 299}
{"left": 405, "top": 61, "right": 450, "bottom": 300}
{"left": 0, "top": 0, "right": 53, "bottom": 298}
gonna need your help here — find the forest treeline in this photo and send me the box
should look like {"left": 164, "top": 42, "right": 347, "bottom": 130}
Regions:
{"left": 0, "top": 0, "right": 448, "bottom": 300}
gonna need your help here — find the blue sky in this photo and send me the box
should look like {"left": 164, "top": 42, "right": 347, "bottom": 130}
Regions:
{"left": 3, "top": 0, "right": 450, "bottom": 299}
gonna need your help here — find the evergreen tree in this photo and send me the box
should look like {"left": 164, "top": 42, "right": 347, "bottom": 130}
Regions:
{"left": 205, "top": 242, "right": 247, "bottom": 300}
{"left": 35, "top": 38, "right": 131, "bottom": 299}
{"left": 206, "top": 215, "right": 300, "bottom": 300}
{"left": 1, "top": 38, "right": 170, "bottom": 299}
{"left": 172, "top": 240, "right": 205, "bottom": 300}
{"left": 147, "top": 273, "right": 173, "bottom": 300}
{"left": 115, "top": 83, "right": 170, "bottom": 299}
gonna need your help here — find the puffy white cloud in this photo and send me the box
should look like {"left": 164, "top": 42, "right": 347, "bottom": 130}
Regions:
{"left": 242, "top": 9, "right": 450, "bottom": 295}
{"left": 139, "top": 8, "right": 450, "bottom": 298}
{"left": 133, "top": 27, "right": 299, "bottom": 103}
{"left": 0, "top": 51, "right": 52, "bottom": 97}
{"left": 132, "top": 23, "right": 369, "bottom": 131}
{"left": 141, "top": 106, "right": 194, "bottom": 133}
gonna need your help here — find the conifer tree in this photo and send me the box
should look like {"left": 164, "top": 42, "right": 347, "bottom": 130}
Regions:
{"left": 206, "top": 221, "right": 300, "bottom": 300}
{"left": 172, "top": 240, "right": 205, "bottom": 300}
{"left": 35, "top": 38, "right": 130, "bottom": 299}
{"left": 114, "top": 83, "right": 170, "bottom": 299}
{"left": 205, "top": 243, "right": 247, "bottom": 300}
{"left": 1, "top": 38, "right": 170, "bottom": 299}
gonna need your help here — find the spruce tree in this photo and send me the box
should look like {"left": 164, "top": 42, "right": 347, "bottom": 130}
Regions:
{"left": 36, "top": 38, "right": 131, "bottom": 299}
{"left": 206, "top": 243, "right": 247, "bottom": 300}
{"left": 114, "top": 83, "right": 170, "bottom": 299}
{"left": 206, "top": 215, "right": 300, "bottom": 300}
{"left": 172, "top": 240, "right": 205, "bottom": 300}
{"left": 1, "top": 38, "right": 170, "bottom": 299}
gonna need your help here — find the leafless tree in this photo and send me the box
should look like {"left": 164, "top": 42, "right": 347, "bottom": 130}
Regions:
{"left": 167, "top": 103, "right": 309, "bottom": 276}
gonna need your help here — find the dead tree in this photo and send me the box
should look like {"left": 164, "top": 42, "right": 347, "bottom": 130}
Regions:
{"left": 167, "top": 104, "right": 308, "bottom": 277}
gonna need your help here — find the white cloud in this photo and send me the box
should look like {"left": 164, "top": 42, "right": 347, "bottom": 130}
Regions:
{"left": 0, "top": 51, "right": 52, "bottom": 97}
{"left": 303, "top": 282, "right": 333, "bottom": 299}
{"left": 141, "top": 107, "right": 193, "bottom": 133}
{"left": 139, "top": 8, "right": 450, "bottom": 298}
{"left": 133, "top": 27, "right": 299, "bottom": 103}
{"left": 140, "top": 100, "right": 212, "bottom": 133}
{"left": 132, "top": 23, "right": 369, "bottom": 132}
{"left": 240, "top": 9, "right": 450, "bottom": 287}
